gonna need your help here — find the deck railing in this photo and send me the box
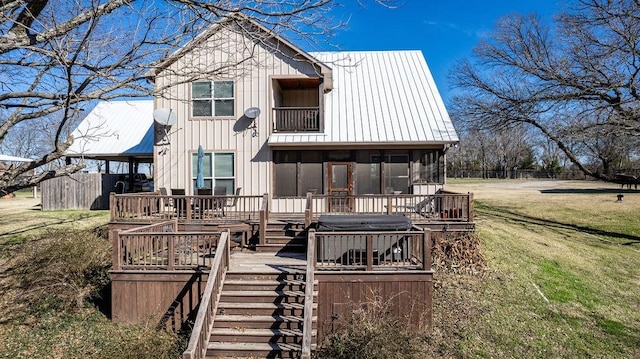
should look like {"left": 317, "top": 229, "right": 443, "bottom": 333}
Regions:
{"left": 314, "top": 228, "right": 432, "bottom": 271}
{"left": 307, "top": 193, "right": 474, "bottom": 222}
{"left": 273, "top": 107, "right": 320, "bottom": 132}
{"left": 111, "top": 220, "right": 221, "bottom": 270}
{"left": 110, "top": 193, "right": 262, "bottom": 222}
{"left": 182, "top": 231, "right": 230, "bottom": 359}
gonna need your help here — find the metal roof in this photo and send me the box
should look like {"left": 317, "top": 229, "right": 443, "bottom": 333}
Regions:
{"left": 268, "top": 50, "right": 458, "bottom": 147}
{"left": 0, "top": 154, "right": 32, "bottom": 162}
{"left": 66, "top": 100, "right": 154, "bottom": 160}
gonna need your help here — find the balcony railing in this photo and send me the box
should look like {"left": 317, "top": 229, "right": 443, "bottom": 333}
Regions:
{"left": 273, "top": 107, "right": 320, "bottom": 132}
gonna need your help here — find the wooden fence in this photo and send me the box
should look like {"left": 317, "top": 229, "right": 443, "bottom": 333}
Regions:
{"left": 42, "top": 172, "right": 120, "bottom": 210}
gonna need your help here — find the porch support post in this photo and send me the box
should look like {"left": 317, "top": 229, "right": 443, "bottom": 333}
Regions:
{"left": 366, "top": 234, "right": 373, "bottom": 271}
{"left": 423, "top": 228, "right": 432, "bottom": 271}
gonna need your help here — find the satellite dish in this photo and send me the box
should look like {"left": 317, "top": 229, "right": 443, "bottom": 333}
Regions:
{"left": 244, "top": 107, "right": 261, "bottom": 119}
{"left": 153, "top": 108, "right": 177, "bottom": 126}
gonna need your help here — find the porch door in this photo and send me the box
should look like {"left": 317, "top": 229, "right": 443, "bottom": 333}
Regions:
{"left": 328, "top": 162, "right": 353, "bottom": 212}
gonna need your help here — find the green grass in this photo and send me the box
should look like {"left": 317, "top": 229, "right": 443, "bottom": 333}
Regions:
{"left": 437, "top": 180, "right": 640, "bottom": 358}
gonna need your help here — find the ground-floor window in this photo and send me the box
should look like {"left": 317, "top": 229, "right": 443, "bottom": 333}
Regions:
{"left": 273, "top": 149, "right": 444, "bottom": 197}
{"left": 274, "top": 151, "right": 322, "bottom": 196}
{"left": 191, "top": 152, "right": 235, "bottom": 194}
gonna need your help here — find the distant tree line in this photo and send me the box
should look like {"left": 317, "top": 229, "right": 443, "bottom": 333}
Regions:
{"left": 447, "top": 123, "right": 640, "bottom": 180}
{"left": 448, "top": 0, "right": 640, "bottom": 182}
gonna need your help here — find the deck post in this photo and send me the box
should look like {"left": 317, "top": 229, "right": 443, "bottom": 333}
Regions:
{"left": 423, "top": 228, "right": 432, "bottom": 271}
{"left": 366, "top": 234, "right": 373, "bottom": 271}
{"left": 468, "top": 192, "right": 474, "bottom": 222}
{"left": 136, "top": 196, "right": 142, "bottom": 219}
{"left": 259, "top": 196, "right": 266, "bottom": 247}
{"left": 386, "top": 196, "right": 392, "bottom": 214}
{"left": 109, "top": 193, "right": 116, "bottom": 221}
{"left": 305, "top": 192, "right": 312, "bottom": 228}
{"left": 186, "top": 196, "right": 192, "bottom": 221}
{"left": 168, "top": 233, "right": 175, "bottom": 271}
{"left": 224, "top": 230, "right": 231, "bottom": 268}
{"left": 111, "top": 229, "right": 121, "bottom": 270}
{"left": 263, "top": 193, "right": 269, "bottom": 222}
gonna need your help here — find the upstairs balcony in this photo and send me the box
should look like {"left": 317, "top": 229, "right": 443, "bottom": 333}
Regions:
{"left": 272, "top": 77, "right": 322, "bottom": 133}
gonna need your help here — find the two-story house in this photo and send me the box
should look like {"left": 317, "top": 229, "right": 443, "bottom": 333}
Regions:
{"left": 147, "top": 16, "right": 458, "bottom": 209}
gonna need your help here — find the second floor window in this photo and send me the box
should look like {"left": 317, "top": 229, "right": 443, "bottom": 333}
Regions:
{"left": 192, "top": 81, "right": 234, "bottom": 117}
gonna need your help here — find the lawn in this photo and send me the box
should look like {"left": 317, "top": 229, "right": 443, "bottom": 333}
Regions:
{"left": 0, "top": 190, "right": 183, "bottom": 359}
{"left": 433, "top": 179, "right": 640, "bottom": 358}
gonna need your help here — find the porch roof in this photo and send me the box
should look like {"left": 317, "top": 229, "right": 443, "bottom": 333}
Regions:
{"left": 268, "top": 50, "right": 458, "bottom": 147}
{"left": 66, "top": 100, "right": 154, "bottom": 162}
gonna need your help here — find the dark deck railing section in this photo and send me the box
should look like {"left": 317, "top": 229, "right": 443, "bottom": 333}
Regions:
{"left": 313, "top": 228, "right": 431, "bottom": 271}
{"left": 110, "top": 192, "right": 263, "bottom": 223}
{"left": 306, "top": 193, "right": 474, "bottom": 222}
{"left": 273, "top": 107, "right": 320, "bottom": 132}
{"left": 110, "top": 192, "right": 474, "bottom": 226}
{"left": 183, "top": 231, "right": 230, "bottom": 359}
{"left": 111, "top": 219, "right": 221, "bottom": 270}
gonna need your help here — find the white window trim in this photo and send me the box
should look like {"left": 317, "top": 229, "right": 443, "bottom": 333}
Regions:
{"left": 191, "top": 80, "right": 235, "bottom": 118}
{"left": 191, "top": 151, "right": 235, "bottom": 193}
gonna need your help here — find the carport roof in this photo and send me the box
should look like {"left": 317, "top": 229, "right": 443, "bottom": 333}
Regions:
{"left": 66, "top": 100, "right": 154, "bottom": 162}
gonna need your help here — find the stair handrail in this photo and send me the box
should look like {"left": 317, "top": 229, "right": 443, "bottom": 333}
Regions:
{"left": 182, "top": 230, "right": 231, "bottom": 359}
{"left": 301, "top": 229, "right": 317, "bottom": 359}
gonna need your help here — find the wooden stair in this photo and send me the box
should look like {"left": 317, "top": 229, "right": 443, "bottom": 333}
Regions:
{"left": 255, "top": 220, "right": 309, "bottom": 253}
{"left": 207, "top": 270, "right": 317, "bottom": 358}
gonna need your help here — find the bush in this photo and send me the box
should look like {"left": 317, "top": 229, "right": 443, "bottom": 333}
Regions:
{"left": 316, "top": 296, "right": 426, "bottom": 359}
{"left": 1, "top": 227, "right": 111, "bottom": 321}
{"left": 432, "top": 231, "right": 487, "bottom": 275}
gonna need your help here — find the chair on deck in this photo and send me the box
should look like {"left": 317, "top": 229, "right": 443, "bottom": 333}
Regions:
{"left": 159, "top": 187, "right": 171, "bottom": 212}
{"left": 171, "top": 188, "right": 187, "bottom": 215}
{"left": 195, "top": 188, "right": 213, "bottom": 217}
{"left": 224, "top": 187, "right": 242, "bottom": 214}
{"left": 388, "top": 196, "right": 435, "bottom": 218}
{"left": 213, "top": 186, "right": 227, "bottom": 216}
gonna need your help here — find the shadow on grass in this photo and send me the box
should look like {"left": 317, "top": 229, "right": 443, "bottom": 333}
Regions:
{"left": 540, "top": 188, "right": 640, "bottom": 194}
{"left": 0, "top": 214, "right": 98, "bottom": 239}
{"left": 476, "top": 203, "right": 640, "bottom": 245}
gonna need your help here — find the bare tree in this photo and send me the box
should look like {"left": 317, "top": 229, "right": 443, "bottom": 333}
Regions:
{"left": 0, "top": 0, "right": 395, "bottom": 195}
{"left": 450, "top": 0, "right": 640, "bottom": 182}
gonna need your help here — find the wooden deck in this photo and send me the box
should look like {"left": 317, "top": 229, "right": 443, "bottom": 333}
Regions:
{"left": 109, "top": 191, "right": 473, "bottom": 358}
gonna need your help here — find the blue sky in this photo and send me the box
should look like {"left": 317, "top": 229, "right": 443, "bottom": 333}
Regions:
{"left": 322, "top": 1, "right": 562, "bottom": 102}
